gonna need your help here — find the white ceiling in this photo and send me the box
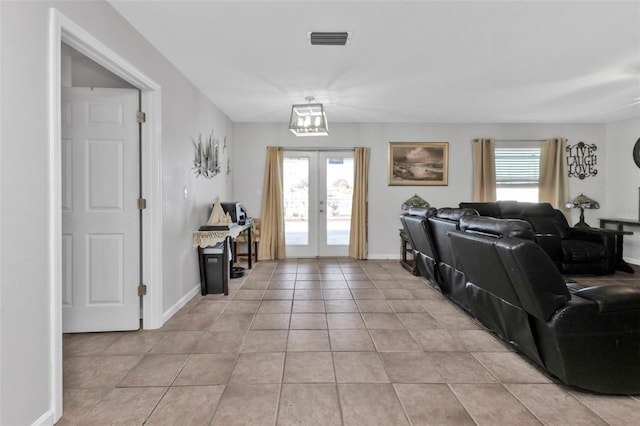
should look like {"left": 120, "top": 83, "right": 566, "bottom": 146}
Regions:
{"left": 109, "top": 0, "right": 640, "bottom": 124}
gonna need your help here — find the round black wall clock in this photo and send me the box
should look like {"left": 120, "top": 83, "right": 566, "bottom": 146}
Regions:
{"left": 634, "top": 137, "right": 640, "bottom": 168}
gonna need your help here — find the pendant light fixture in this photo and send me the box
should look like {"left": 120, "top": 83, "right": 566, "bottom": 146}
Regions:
{"left": 288, "top": 96, "right": 329, "bottom": 136}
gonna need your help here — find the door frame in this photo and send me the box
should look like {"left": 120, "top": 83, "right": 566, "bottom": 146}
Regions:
{"left": 283, "top": 151, "right": 319, "bottom": 258}
{"left": 283, "top": 150, "right": 353, "bottom": 258}
{"left": 318, "top": 151, "right": 353, "bottom": 257}
{"left": 48, "top": 9, "right": 164, "bottom": 422}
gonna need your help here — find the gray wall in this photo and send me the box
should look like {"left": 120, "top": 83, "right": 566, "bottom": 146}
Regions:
{"left": 233, "top": 122, "right": 615, "bottom": 259}
{"left": 62, "top": 43, "right": 135, "bottom": 88}
{"left": 1, "top": 2, "right": 52, "bottom": 423}
{"left": 0, "top": 1, "right": 233, "bottom": 424}
{"left": 605, "top": 116, "right": 640, "bottom": 263}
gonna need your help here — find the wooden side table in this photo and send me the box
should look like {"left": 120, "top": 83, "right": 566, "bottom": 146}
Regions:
{"left": 399, "top": 229, "right": 420, "bottom": 275}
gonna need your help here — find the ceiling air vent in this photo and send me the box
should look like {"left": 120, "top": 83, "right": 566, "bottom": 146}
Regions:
{"left": 308, "top": 32, "right": 352, "bottom": 46}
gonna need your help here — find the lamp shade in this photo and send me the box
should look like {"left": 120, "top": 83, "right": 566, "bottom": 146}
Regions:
{"left": 565, "top": 193, "right": 599, "bottom": 210}
{"left": 401, "top": 194, "right": 429, "bottom": 211}
{"left": 289, "top": 101, "right": 329, "bottom": 136}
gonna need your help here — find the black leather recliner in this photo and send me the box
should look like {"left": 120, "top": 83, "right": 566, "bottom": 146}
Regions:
{"left": 521, "top": 203, "right": 614, "bottom": 275}
{"left": 400, "top": 207, "right": 478, "bottom": 310}
{"left": 427, "top": 208, "right": 479, "bottom": 311}
{"left": 399, "top": 207, "right": 439, "bottom": 286}
{"left": 459, "top": 201, "right": 615, "bottom": 275}
{"left": 448, "top": 216, "right": 545, "bottom": 367}
{"left": 449, "top": 215, "right": 640, "bottom": 394}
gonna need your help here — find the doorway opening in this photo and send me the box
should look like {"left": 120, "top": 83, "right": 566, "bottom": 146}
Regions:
{"left": 60, "top": 44, "right": 142, "bottom": 332}
{"left": 49, "top": 9, "right": 163, "bottom": 422}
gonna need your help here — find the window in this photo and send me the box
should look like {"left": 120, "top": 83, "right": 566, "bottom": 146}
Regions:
{"left": 495, "top": 140, "right": 542, "bottom": 202}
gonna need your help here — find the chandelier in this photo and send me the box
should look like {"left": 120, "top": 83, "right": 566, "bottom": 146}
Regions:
{"left": 288, "top": 96, "right": 329, "bottom": 136}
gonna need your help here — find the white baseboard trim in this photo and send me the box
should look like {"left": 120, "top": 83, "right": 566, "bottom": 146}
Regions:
{"left": 162, "top": 284, "right": 200, "bottom": 324}
{"left": 367, "top": 254, "right": 401, "bottom": 260}
{"left": 32, "top": 409, "right": 55, "bottom": 426}
{"left": 624, "top": 256, "right": 640, "bottom": 267}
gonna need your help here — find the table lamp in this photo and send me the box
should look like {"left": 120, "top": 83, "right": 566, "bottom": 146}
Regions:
{"left": 565, "top": 193, "right": 599, "bottom": 228}
{"left": 401, "top": 194, "right": 429, "bottom": 211}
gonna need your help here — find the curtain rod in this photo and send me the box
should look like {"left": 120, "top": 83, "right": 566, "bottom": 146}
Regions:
{"left": 493, "top": 139, "right": 547, "bottom": 142}
{"left": 278, "top": 147, "right": 356, "bottom": 152}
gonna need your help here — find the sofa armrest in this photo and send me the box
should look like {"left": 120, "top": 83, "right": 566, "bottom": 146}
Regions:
{"left": 567, "top": 228, "right": 616, "bottom": 269}
{"left": 534, "top": 233, "right": 563, "bottom": 261}
{"left": 574, "top": 285, "right": 640, "bottom": 313}
{"left": 567, "top": 228, "right": 613, "bottom": 246}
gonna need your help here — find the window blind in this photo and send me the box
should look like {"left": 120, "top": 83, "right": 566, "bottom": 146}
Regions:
{"left": 495, "top": 146, "right": 540, "bottom": 187}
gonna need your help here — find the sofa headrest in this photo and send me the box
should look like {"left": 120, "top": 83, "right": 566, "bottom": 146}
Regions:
{"left": 458, "top": 202, "right": 500, "bottom": 218}
{"left": 520, "top": 202, "right": 556, "bottom": 217}
{"left": 435, "top": 207, "right": 479, "bottom": 222}
{"left": 520, "top": 202, "right": 569, "bottom": 237}
{"left": 406, "top": 207, "right": 437, "bottom": 218}
{"left": 496, "top": 200, "right": 523, "bottom": 218}
{"left": 459, "top": 216, "right": 535, "bottom": 240}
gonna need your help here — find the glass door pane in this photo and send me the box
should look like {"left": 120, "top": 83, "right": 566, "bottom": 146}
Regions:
{"left": 283, "top": 153, "right": 318, "bottom": 258}
{"left": 319, "top": 153, "right": 353, "bottom": 256}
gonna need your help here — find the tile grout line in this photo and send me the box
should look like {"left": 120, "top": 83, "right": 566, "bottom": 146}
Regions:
{"left": 445, "top": 383, "right": 480, "bottom": 425}
{"left": 61, "top": 259, "right": 640, "bottom": 425}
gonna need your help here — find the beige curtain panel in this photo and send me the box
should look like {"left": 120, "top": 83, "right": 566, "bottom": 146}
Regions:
{"left": 349, "top": 147, "right": 370, "bottom": 260}
{"left": 539, "top": 138, "right": 569, "bottom": 213}
{"left": 259, "top": 146, "right": 286, "bottom": 260}
{"left": 472, "top": 138, "right": 497, "bottom": 202}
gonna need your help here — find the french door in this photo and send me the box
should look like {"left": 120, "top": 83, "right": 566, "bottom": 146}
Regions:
{"left": 283, "top": 151, "right": 354, "bottom": 257}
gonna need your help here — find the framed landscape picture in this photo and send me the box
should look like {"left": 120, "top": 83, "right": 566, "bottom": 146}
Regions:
{"left": 388, "top": 142, "right": 449, "bottom": 186}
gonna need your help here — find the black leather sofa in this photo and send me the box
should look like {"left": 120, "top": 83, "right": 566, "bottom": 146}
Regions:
{"left": 400, "top": 209, "right": 640, "bottom": 394}
{"left": 399, "top": 207, "right": 439, "bottom": 286}
{"left": 459, "top": 201, "right": 615, "bottom": 275}
{"left": 449, "top": 215, "right": 640, "bottom": 394}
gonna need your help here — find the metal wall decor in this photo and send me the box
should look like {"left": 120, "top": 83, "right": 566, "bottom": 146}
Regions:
{"left": 566, "top": 141, "right": 597, "bottom": 179}
{"left": 192, "top": 131, "right": 220, "bottom": 178}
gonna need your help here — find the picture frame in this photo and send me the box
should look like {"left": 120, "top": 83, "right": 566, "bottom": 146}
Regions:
{"left": 388, "top": 142, "right": 449, "bottom": 186}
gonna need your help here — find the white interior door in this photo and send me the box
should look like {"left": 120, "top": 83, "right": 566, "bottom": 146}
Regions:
{"left": 61, "top": 87, "right": 140, "bottom": 332}
{"left": 284, "top": 151, "right": 354, "bottom": 257}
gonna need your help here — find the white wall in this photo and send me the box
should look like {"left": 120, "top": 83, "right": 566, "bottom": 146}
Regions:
{"left": 62, "top": 43, "right": 135, "bottom": 89}
{"left": 1, "top": 3, "right": 51, "bottom": 423}
{"left": 160, "top": 83, "right": 234, "bottom": 315}
{"left": 234, "top": 122, "right": 607, "bottom": 259}
{"left": 605, "top": 116, "right": 640, "bottom": 264}
{"left": 0, "top": 1, "right": 233, "bottom": 424}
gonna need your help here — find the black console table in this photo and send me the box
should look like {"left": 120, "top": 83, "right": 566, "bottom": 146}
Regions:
{"left": 599, "top": 218, "right": 639, "bottom": 274}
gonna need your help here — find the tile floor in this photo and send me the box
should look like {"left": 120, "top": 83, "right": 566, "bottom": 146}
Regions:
{"left": 60, "top": 259, "right": 640, "bottom": 425}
